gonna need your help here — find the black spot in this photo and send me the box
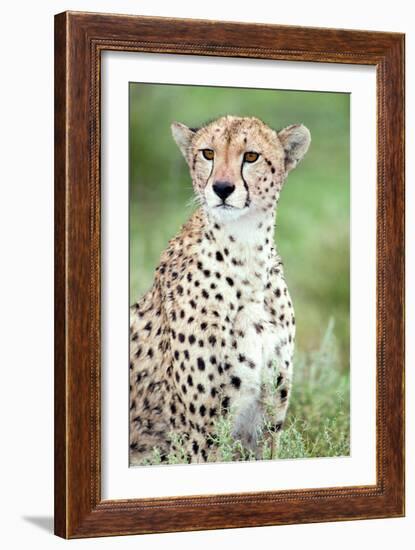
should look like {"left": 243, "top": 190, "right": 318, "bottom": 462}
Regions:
{"left": 221, "top": 396, "right": 230, "bottom": 411}
{"left": 189, "top": 403, "right": 196, "bottom": 414}
{"left": 144, "top": 321, "right": 152, "bottom": 331}
{"left": 225, "top": 277, "right": 234, "bottom": 286}
{"left": 174, "top": 350, "right": 180, "bottom": 360}
{"left": 201, "top": 322, "right": 208, "bottom": 331}
{"left": 254, "top": 323, "right": 263, "bottom": 334}
{"left": 216, "top": 251, "right": 224, "bottom": 262}
{"left": 202, "top": 289, "right": 209, "bottom": 299}
{"left": 197, "top": 357, "right": 206, "bottom": 371}
{"left": 209, "top": 407, "right": 217, "bottom": 418}
{"left": 208, "top": 335, "right": 217, "bottom": 346}
{"left": 189, "top": 335, "right": 196, "bottom": 345}
{"left": 178, "top": 333, "right": 185, "bottom": 343}
{"left": 280, "top": 388, "right": 288, "bottom": 399}
{"left": 199, "top": 405, "right": 206, "bottom": 417}
{"left": 203, "top": 269, "right": 211, "bottom": 278}
{"left": 215, "top": 293, "right": 223, "bottom": 301}
{"left": 192, "top": 441, "right": 199, "bottom": 454}
{"left": 187, "top": 374, "right": 194, "bottom": 386}
{"left": 231, "top": 376, "right": 241, "bottom": 389}
{"left": 270, "top": 422, "right": 282, "bottom": 433}
{"left": 197, "top": 383, "right": 205, "bottom": 393}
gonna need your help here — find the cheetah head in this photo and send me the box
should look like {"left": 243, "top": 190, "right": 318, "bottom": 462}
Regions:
{"left": 171, "top": 115, "right": 310, "bottom": 223}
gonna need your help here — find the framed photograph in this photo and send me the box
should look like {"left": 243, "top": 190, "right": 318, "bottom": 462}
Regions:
{"left": 54, "top": 11, "right": 405, "bottom": 538}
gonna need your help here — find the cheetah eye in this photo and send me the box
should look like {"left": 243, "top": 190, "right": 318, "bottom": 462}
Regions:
{"left": 202, "top": 149, "right": 215, "bottom": 161}
{"left": 244, "top": 152, "right": 259, "bottom": 163}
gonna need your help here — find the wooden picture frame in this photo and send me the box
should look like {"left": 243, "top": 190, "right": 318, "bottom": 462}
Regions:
{"left": 54, "top": 11, "right": 405, "bottom": 538}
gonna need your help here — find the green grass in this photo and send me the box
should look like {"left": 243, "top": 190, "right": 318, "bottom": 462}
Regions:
{"left": 129, "top": 83, "right": 350, "bottom": 462}
{"left": 278, "top": 319, "right": 349, "bottom": 459}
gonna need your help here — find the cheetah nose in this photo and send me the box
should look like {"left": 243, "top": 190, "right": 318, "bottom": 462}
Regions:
{"left": 212, "top": 181, "right": 235, "bottom": 201}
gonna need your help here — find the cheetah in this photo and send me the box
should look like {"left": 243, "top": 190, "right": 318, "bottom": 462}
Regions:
{"left": 130, "top": 115, "right": 310, "bottom": 465}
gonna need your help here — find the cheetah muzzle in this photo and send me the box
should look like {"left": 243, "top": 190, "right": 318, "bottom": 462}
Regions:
{"left": 130, "top": 115, "right": 311, "bottom": 464}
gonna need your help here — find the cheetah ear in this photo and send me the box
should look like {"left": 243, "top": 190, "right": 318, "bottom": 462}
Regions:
{"left": 171, "top": 122, "right": 197, "bottom": 162}
{"left": 277, "top": 124, "right": 311, "bottom": 173}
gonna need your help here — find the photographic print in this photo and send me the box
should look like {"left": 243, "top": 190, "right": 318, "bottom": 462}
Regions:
{"left": 55, "top": 12, "right": 404, "bottom": 537}
{"left": 129, "top": 83, "right": 350, "bottom": 466}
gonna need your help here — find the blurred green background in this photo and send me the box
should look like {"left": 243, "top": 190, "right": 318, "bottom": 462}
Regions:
{"left": 129, "top": 83, "right": 350, "bottom": 457}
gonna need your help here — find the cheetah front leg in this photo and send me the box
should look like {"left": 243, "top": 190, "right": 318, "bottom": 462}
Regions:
{"left": 260, "top": 328, "right": 294, "bottom": 458}
{"left": 229, "top": 304, "right": 266, "bottom": 456}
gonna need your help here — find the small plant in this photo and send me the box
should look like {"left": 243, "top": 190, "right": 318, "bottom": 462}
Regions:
{"left": 138, "top": 446, "right": 164, "bottom": 466}
{"left": 207, "top": 411, "right": 256, "bottom": 463}
{"left": 165, "top": 432, "right": 190, "bottom": 464}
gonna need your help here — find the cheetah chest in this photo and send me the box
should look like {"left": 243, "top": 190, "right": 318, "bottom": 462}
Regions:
{"left": 167, "top": 229, "right": 294, "bottom": 439}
